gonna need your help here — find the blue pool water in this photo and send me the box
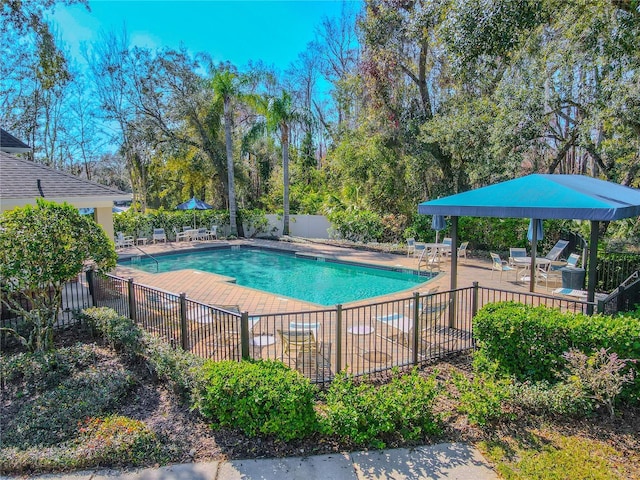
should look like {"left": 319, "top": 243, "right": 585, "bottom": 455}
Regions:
{"left": 122, "top": 248, "right": 433, "bottom": 306}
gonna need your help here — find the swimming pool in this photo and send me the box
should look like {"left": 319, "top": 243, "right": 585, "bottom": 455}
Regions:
{"left": 121, "top": 247, "right": 434, "bottom": 306}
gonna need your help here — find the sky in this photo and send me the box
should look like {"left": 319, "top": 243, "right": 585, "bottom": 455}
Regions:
{"left": 52, "top": 0, "right": 361, "bottom": 73}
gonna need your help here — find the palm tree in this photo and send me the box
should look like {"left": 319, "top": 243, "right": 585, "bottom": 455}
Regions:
{"left": 210, "top": 66, "right": 241, "bottom": 236}
{"left": 256, "top": 90, "right": 300, "bottom": 236}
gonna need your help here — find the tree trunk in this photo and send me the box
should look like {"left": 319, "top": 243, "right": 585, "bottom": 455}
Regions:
{"left": 224, "top": 96, "right": 239, "bottom": 237}
{"left": 282, "top": 124, "right": 290, "bottom": 236}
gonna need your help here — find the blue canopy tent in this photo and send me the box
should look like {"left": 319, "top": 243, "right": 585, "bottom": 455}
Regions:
{"left": 176, "top": 196, "right": 213, "bottom": 228}
{"left": 418, "top": 174, "right": 640, "bottom": 307}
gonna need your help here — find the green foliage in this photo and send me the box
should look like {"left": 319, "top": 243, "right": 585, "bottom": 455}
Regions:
{"left": 81, "top": 307, "right": 204, "bottom": 398}
{"left": 320, "top": 370, "right": 441, "bottom": 448}
{"left": 1, "top": 344, "right": 98, "bottom": 397}
{"left": 506, "top": 381, "right": 592, "bottom": 417}
{"left": 562, "top": 348, "right": 636, "bottom": 418}
{"left": 473, "top": 303, "right": 640, "bottom": 395}
{"left": 453, "top": 358, "right": 512, "bottom": 426}
{"left": 74, "top": 415, "right": 163, "bottom": 467}
{"left": 195, "top": 360, "right": 318, "bottom": 441}
{"left": 3, "top": 365, "right": 134, "bottom": 448}
{"left": 326, "top": 209, "right": 384, "bottom": 242}
{"left": 0, "top": 200, "right": 116, "bottom": 352}
{"left": 114, "top": 208, "right": 230, "bottom": 239}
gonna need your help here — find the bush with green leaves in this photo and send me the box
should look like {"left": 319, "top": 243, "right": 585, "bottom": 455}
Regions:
{"left": 327, "top": 209, "right": 384, "bottom": 242}
{"left": 473, "top": 302, "right": 640, "bottom": 391}
{"left": 81, "top": 307, "right": 203, "bottom": 398}
{"left": 320, "top": 369, "right": 441, "bottom": 448}
{"left": 1, "top": 343, "right": 98, "bottom": 397}
{"left": 452, "top": 357, "right": 512, "bottom": 426}
{"left": 507, "top": 381, "right": 592, "bottom": 417}
{"left": 3, "top": 365, "right": 134, "bottom": 448}
{"left": 0, "top": 415, "right": 166, "bottom": 474}
{"left": 195, "top": 360, "right": 318, "bottom": 441}
{"left": 0, "top": 199, "right": 116, "bottom": 352}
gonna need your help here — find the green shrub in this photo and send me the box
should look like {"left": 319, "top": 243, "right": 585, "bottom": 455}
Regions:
{"left": 195, "top": 360, "right": 318, "bottom": 441}
{"left": 453, "top": 358, "right": 512, "bottom": 426}
{"left": 74, "top": 415, "right": 164, "bottom": 466}
{"left": 1, "top": 344, "right": 98, "bottom": 397}
{"left": 3, "top": 367, "right": 134, "bottom": 448}
{"left": 507, "top": 381, "right": 592, "bottom": 417}
{"left": 81, "top": 307, "right": 203, "bottom": 398}
{"left": 0, "top": 416, "right": 166, "bottom": 474}
{"left": 320, "top": 369, "right": 441, "bottom": 448}
{"left": 473, "top": 303, "right": 640, "bottom": 391}
{"left": 327, "top": 209, "right": 384, "bottom": 242}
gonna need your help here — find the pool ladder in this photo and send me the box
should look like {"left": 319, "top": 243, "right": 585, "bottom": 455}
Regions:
{"left": 133, "top": 246, "right": 159, "bottom": 273}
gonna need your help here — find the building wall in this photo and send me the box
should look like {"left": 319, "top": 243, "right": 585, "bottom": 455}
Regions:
{"left": 262, "top": 214, "right": 332, "bottom": 239}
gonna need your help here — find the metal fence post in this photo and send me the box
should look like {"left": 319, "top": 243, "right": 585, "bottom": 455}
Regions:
{"left": 86, "top": 268, "right": 95, "bottom": 307}
{"left": 127, "top": 278, "right": 136, "bottom": 323}
{"left": 471, "top": 282, "right": 479, "bottom": 318}
{"left": 336, "top": 304, "right": 343, "bottom": 374}
{"left": 412, "top": 292, "right": 420, "bottom": 366}
{"left": 179, "top": 293, "right": 189, "bottom": 351}
{"left": 240, "top": 311, "right": 250, "bottom": 360}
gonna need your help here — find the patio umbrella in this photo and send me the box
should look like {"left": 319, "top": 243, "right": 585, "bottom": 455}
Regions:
{"left": 175, "top": 196, "right": 213, "bottom": 228}
{"left": 527, "top": 218, "right": 544, "bottom": 242}
{"left": 431, "top": 215, "right": 446, "bottom": 243}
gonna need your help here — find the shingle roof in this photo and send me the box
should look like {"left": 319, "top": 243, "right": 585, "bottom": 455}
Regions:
{"left": 0, "top": 151, "right": 130, "bottom": 200}
{"left": 1, "top": 128, "right": 31, "bottom": 153}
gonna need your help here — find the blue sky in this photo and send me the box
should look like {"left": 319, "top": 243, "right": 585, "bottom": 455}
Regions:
{"left": 52, "top": 1, "right": 361, "bottom": 72}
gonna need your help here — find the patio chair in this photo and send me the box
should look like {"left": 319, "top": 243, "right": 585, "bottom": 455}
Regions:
{"left": 115, "top": 232, "right": 134, "bottom": 249}
{"left": 277, "top": 329, "right": 317, "bottom": 355}
{"left": 441, "top": 237, "right": 452, "bottom": 257}
{"left": 406, "top": 238, "right": 416, "bottom": 257}
{"left": 288, "top": 322, "right": 320, "bottom": 339}
{"left": 508, "top": 247, "right": 527, "bottom": 267}
{"left": 539, "top": 252, "right": 582, "bottom": 289}
{"left": 152, "top": 228, "right": 167, "bottom": 243}
{"left": 490, "top": 252, "right": 514, "bottom": 281}
{"left": 174, "top": 226, "right": 191, "bottom": 242}
{"left": 207, "top": 225, "right": 218, "bottom": 240}
{"left": 417, "top": 246, "right": 440, "bottom": 272}
{"left": 458, "top": 242, "right": 469, "bottom": 262}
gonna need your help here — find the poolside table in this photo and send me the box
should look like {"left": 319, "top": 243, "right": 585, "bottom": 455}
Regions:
{"left": 511, "top": 257, "right": 551, "bottom": 283}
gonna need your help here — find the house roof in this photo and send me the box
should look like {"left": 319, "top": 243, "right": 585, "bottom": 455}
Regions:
{"left": 0, "top": 151, "right": 130, "bottom": 203}
{"left": 1, "top": 128, "right": 31, "bottom": 153}
{"left": 418, "top": 174, "right": 640, "bottom": 221}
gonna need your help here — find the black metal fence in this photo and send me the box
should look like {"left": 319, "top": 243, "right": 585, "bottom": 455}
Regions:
{"left": 597, "top": 252, "right": 640, "bottom": 292}
{"left": 4, "top": 267, "right": 636, "bottom": 385}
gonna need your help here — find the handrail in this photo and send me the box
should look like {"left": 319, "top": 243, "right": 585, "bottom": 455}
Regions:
{"left": 134, "top": 246, "right": 159, "bottom": 273}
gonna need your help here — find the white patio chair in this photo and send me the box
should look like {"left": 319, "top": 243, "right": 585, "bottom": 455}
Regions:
{"left": 490, "top": 252, "right": 513, "bottom": 281}
{"left": 152, "top": 228, "right": 167, "bottom": 243}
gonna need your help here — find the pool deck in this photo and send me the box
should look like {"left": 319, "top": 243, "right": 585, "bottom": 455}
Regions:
{"left": 114, "top": 238, "right": 554, "bottom": 315}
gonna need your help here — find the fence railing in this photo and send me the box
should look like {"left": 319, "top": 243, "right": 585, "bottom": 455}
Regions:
{"left": 597, "top": 252, "right": 640, "bottom": 292}
{"left": 5, "top": 269, "right": 632, "bottom": 386}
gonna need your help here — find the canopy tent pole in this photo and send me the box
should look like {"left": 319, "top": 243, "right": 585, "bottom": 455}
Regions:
{"left": 587, "top": 220, "right": 599, "bottom": 314}
{"left": 529, "top": 218, "right": 539, "bottom": 293}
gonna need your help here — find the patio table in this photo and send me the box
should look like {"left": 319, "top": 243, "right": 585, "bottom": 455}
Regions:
{"left": 512, "top": 257, "right": 551, "bottom": 283}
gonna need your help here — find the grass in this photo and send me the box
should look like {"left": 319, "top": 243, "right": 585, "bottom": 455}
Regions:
{"left": 479, "top": 429, "right": 633, "bottom": 480}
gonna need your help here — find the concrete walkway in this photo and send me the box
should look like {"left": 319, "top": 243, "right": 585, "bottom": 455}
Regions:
{"left": 5, "top": 443, "right": 498, "bottom": 480}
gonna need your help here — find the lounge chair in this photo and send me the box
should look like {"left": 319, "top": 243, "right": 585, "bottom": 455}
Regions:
{"left": 490, "top": 252, "right": 514, "bottom": 281}
{"left": 544, "top": 239, "right": 570, "bottom": 262}
{"left": 152, "top": 228, "right": 167, "bottom": 243}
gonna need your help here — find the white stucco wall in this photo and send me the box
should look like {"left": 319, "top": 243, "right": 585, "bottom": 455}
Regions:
{"left": 262, "top": 214, "right": 332, "bottom": 239}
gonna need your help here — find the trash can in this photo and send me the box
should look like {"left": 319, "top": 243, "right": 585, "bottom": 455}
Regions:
{"left": 561, "top": 267, "right": 585, "bottom": 290}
